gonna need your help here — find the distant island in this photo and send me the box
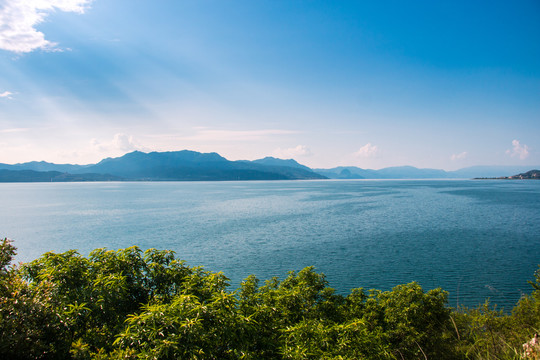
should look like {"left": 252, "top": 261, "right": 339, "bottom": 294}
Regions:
{"left": 474, "top": 169, "right": 540, "bottom": 180}
{"left": 0, "top": 150, "right": 539, "bottom": 182}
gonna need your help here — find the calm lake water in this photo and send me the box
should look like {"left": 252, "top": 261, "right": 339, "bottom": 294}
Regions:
{"left": 1, "top": 179, "right": 539, "bottom": 309}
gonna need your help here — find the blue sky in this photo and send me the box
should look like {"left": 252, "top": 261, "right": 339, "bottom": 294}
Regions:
{"left": 0, "top": 0, "right": 539, "bottom": 170}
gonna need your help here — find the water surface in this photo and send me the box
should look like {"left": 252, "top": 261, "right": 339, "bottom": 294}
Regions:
{"left": 1, "top": 179, "right": 539, "bottom": 310}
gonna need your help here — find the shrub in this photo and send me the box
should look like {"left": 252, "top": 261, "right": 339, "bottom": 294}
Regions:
{"left": 1, "top": 239, "right": 538, "bottom": 359}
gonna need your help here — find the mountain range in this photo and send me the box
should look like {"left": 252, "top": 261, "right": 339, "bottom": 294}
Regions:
{"left": 314, "top": 165, "right": 540, "bottom": 180}
{"left": 0, "top": 151, "right": 325, "bottom": 182}
{"left": 0, "top": 150, "right": 538, "bottom": 182}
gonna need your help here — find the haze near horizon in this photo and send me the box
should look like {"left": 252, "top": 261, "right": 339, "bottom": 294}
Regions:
{"left": 1, "top": 0, "right": 539, "bottom": 170}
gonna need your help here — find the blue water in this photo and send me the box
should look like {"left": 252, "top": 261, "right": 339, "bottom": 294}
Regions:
{"left": 1, "top": 180, "right": 539, "bottom": 310}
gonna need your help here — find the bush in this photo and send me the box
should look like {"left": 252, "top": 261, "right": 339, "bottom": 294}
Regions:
{"left": 1, "top": 239, "right": 538, "bottom": 359}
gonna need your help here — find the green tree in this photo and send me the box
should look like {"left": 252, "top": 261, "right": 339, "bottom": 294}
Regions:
{"left": 20, "top": 245, "right": 195, "bottom": 357}
{"left": 115, "top": 285, "right": 255, "bottom": 359}
{"left": 2, "top": 239, "right": 539, "bottom": 359}
{"left": 0, "top": 238, "right": 70, "bottom": 359}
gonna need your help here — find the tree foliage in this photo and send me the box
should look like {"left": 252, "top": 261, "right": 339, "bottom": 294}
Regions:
{"left": 1, "top": 239, "right": 538, "bottom": 359}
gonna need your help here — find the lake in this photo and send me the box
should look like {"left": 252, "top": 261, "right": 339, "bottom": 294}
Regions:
{"left": 1, "top": 179, "right": 539, "bottom": 310}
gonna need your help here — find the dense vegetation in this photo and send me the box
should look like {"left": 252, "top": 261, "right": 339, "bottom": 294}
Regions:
{"left": 1, "top": 238, "right": 538, "bottom": 359}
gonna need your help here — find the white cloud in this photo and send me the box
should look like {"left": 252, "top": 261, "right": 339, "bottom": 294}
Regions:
{"left": 0, "top": 0, "right": 93, "bottom": 53}
{"left": 353, "top": 143, "right": 378, "bottom": 158}
{"left": 451, "top": 151, "right": 467, "bottom": 161}
{"left": 273, "top": 145, "right": 313, "bottom": 159}
{"left": 91, "top": 133, "right": 147, "bottom": 153}
{"left": 112, "top": 133, "right": 139, "bottom": 152}
{"left": 506, "top": 139, "right": 529, "bottom": 160}
{"left": 0, "top": 91, "right": 13, "bottom": 98}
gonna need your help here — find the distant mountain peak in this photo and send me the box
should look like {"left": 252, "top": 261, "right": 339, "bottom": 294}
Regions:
{"left": 259, "top": 156, "right": 292, "bottom": 161}
{"left": 68, "top": 150, "right": 324, "bottom": 181}
{"left": 2, "top": 150, "right": 538, "bottom": 181}
{"left": 251, "top": 157, "right": 312, "bottom": 172}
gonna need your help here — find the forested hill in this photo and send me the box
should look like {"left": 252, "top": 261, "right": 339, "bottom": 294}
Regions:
{"left": 474, "top": 169, "right": 540, "bottom": 180}
{"left": 0, "top": 169, "right": 123, "bottom": 182}
{"left": 2, "top": 150, "right": 540, "bottom": 181}
{"left": 506, "top": 169, "right": 540, "bottom": 179}
{"left": 0, "top": 150, "right": 326, "bottom": 182}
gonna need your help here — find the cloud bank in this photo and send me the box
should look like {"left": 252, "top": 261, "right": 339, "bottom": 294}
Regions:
{"left": 0, "top": 0, "right": 93, "bottom": 53}
{"left": 506, "top": 139, "right": 529, "bottom": 160}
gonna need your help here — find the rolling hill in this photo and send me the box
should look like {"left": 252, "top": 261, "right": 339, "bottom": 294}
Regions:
{"left": 1, "top": 150, "right": 539, "bottom": 182}
{"left": 0, "top": 151, "right": 325, "bottom": 182}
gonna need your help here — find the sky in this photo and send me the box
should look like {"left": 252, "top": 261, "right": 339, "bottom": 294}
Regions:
{"left": 0, "top": 0, "right": 539, "bottom": 170}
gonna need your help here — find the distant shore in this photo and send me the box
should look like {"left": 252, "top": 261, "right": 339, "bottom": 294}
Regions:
{"left": 474, "top": 169, "right": 540, "bottom": 180}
